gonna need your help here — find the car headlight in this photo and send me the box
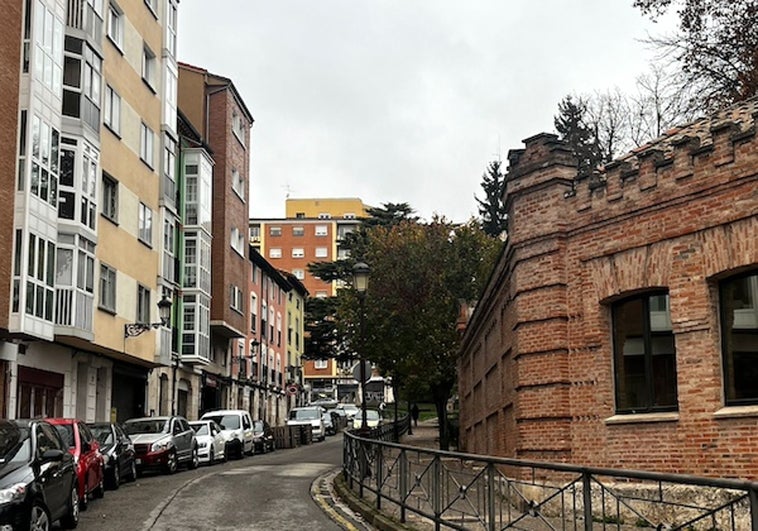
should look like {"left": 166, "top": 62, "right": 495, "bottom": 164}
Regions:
{"left": 150, "top": 440, "right": 172, "bottom": 453}
{"left": 0, "top": 483, "right": 26, "bottom": 506}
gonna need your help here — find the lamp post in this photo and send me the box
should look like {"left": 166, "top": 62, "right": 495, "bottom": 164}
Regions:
{"left": 352, "top": 262, "right": 370, "bottom": 431}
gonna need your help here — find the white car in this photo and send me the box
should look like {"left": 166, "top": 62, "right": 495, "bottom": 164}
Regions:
{"left": 286, "top": 406, "right": 326, "bottom": 441}
{"left": 352, "top": 408, "right": 382, "bottom": 430}
{"left": 189, "top": 420, "right": 227, "bottom": 465}
{"left": 200, "top": 410, "right": 255, "bottom": 458}
{"left": 336, "top": 403, "right": 360, "bottom": 419}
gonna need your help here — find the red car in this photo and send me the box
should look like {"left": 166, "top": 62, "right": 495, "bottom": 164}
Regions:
{"left": 48, "top": 418, "right": 105, "bottom": 510}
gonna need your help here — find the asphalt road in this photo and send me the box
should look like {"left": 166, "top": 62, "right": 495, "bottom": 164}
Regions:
{"left": 71, "top": 433, "right": 346, "bottom": 531}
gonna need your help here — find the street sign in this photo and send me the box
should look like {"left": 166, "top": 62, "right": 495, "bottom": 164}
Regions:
{"left": 287, "top": 384, "right": 298, "bottom": 396}
{"left": 351, "top": 360, "right": 372, "bottom": 383}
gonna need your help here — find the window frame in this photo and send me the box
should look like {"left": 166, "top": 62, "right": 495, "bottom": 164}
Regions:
{"left": 101, "top": 172, "right": 118, "bottom": 222}
{"left": 140, "top": 122, "right": 154, "bottom": 167}
{"left": 719, "top": 271, "right": 758, "bottom": 406}
{"left": 98, "top": 263, "right": 116, "bottom": 313}
{"left": 138, "top": 202, "right": 153, "bottom": 246}
{"left": 106, "top": 2, "right": 123, "bottom": 49}
{"left": 612, "top": 291, "right": 678, "bottom": 414}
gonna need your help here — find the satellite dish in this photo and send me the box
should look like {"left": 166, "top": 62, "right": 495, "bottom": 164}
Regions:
{"left": 351, "top": 360, "right": 372, "bottom": 383}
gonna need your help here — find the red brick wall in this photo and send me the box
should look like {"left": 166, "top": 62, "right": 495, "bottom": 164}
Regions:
{"left": 459, "top": 99, "right": 758, "bottom": 478}
{"left": 207, "top": 89, "right": 250, "bottom": 335}
{"left": 0, "top": 1, "right": 22, "bottom": 327}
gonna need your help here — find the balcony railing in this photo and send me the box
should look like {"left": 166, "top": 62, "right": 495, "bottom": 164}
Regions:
{"left": 66, "top": 0, "right": 103, "bottom": 43}
{"left": 55, "top": 287, "right": 93, "bottom": 332}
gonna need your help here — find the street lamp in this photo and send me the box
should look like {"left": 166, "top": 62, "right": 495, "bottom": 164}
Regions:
{"left": 352, "top": 262, "right": 370, "bottom": 431}
{"left": 124, "top": 295, "right": 172, "bottom": 337}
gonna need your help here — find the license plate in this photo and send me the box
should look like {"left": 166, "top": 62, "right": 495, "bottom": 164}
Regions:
{"left": 135, "top": 458, "right": 141, "bottom": 465}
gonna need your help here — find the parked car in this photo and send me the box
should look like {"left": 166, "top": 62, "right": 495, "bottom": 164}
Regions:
{"left": 123, "top": 416, "right": 198, "bottom": 475}
{"left": 189, "top": 420, "right": 227, "bottom": 465}
{"left": 0, "top": 419, "right": 79, "bottom": 530}
{"left": 322, "top": 411, "right": 336, "bottom": 436}
{"left": 286, "top": 406, "right": 326, "bottom": 441}
{"left": 200, "top": 410, "right": 254, "bottom": 459}
{"left": 88, "top": 422, "right": 137, "bottom": 489}
{"left": 252, "top": 420, "right": 275, "bottom": 453}
{"left": 352, "top": 408, "right": 383, "bottom": 430}
{"left": 48, "top": 418, "right": 105, "bottom": 510}
{"left": 336, "top": 403, "right": 360, "bottom": 419}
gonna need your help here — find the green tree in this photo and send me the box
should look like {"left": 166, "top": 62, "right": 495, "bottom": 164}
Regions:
{"left": 633, "top": 0, "right": 758, "bottom": 110}
{"left": 554, "top": 95, "right": 604, "bottom": 176}
{"left": 475, "top": 160, "right": 508, "bottom": 238}
{"left": 349, "top": 217, "right": 500, "bottom": 450}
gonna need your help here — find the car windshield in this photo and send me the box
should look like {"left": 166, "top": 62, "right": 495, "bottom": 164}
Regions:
{"left": 364, "top": 410, "right": 380, "bottom": 421}
{"left": 124, "top": 419, "right": 169, "bottom": 435}
{"left": 290, "top": 409, "right": 319, "bottom": 421}
{"left": 53, "top": 424, "right": 75, "bottom": 448}
{"left": 253, "top": 421, "right": 263, "bottom": 434}
{"left": 0, "top": 424, "right": 31, "bottom": 465}
{"left": 89, "top": 425, "right": 114, "bottom": 447}
{"left": 203, "top": 415, "right": 240, "bottom": 430}
{"left": 190, "top": 423, "right": 209, "bottom": 436}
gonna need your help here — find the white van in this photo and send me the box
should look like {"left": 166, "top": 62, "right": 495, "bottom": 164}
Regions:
{"left": 200, "top": 409, "right": 254, "bottom": 458}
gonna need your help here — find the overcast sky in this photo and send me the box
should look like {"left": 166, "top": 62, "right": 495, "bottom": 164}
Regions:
{"left": 178, "top": 1, "right": 674, "bottom": 222}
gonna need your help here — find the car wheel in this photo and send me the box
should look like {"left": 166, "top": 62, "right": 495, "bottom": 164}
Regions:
{"left": 28, "top": 499, "right": 51, "bottom": 531}
{"left": 59, "top": 483, "right": 79, "bottom": 529}
{"left": 188, "top": 446, "right": 199, "bottom": 470}
{"left": 164, "top": 451, "right": 177, "bottom": 475}
{"left": 127, "top": 460, "right": 138, "bottom": 482}
{"left": 110, "top": 463, "right": 120, "bottom": 490}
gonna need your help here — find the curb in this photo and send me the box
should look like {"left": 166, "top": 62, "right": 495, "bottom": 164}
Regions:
{"left": 331, "top": 472, "right": 417, "bottom": 531}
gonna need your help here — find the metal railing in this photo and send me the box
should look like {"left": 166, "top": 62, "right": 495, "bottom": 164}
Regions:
{"left": 343, "top": 422, "right": 758, "bottom": 530}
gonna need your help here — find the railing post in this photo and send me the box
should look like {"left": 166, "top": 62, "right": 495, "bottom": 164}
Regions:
{"left": 433, "top": 456, "right": 442, "bottom": 531}
{"left": 487, "top": 462, "right": 496, "bottom": 531}
{"left": 750, "top": 486, "right": 758, "bottom": 531}
{"left": 399, "top": 450, "right": 408, "bottom": 523}
{"left": 359, "top": 440, "right": 366, "bottom": 498}
{"left": 582, "top": 471, "right": 593, "bottom": 531}
{"left": 376, "top": 444, "right": 383, "bottom": 510}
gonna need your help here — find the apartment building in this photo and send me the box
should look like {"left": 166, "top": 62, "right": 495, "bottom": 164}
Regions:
{"left": 177, "top": 62, "right": 254, "bottom": 415}
{"left": 281, "top": 270, "right": 308, "bottom": 408}
{"left": 1, "top": 0, "right": 177, "bottom": 422}
{"left": 458, "top": 97, "right": 758, "bottom": 479}
{"left": 250, "top": 197, "right": 367, "bottom": 403}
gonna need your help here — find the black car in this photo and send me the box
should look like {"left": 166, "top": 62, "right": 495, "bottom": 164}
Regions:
{"left": 252, "top": 420, "right": 275, "bottom": 453}
{"left": 0, "top": 419, "right": 79, "bottom": 530}
{"left": 88, "top": 422, "right": 137, "bottom": 489}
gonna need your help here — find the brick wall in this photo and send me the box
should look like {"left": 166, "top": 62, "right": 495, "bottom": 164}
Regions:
{"left": 0, "top": 1, "right": 22, "bottom": 327}
{"left": 459, "top": 98, "right": 758, "bottom": 478}
{"left": 207, "top": 89, "right": 250, "bottom": 334}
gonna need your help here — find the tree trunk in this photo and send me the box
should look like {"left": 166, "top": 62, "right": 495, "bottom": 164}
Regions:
{"left": 431, "top": 383, "right": 452, "bottom": 451}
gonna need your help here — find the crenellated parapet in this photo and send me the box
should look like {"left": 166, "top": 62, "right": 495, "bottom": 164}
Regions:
{"left": 566, "top": 97, "right": 757, "bottom": 213}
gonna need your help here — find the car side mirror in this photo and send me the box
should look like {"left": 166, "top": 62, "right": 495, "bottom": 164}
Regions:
{"left": 41, "top": 449, "right": 65, "bottom": 462}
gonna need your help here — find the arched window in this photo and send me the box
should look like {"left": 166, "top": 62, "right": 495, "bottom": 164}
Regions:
{"left": 612, "top": 292, "right": 678, "bottom": 413}
{"left": 720, "top": 271, "right": 758, "bottom": 405}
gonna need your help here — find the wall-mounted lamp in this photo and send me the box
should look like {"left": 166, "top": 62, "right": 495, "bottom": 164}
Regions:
{"left": 124, "top": 295, "right": 172, "bottom": 338}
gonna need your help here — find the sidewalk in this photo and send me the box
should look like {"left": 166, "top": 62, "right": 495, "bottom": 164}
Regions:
{"left": 399, "top": 418, "right": 440, "bottom": 450}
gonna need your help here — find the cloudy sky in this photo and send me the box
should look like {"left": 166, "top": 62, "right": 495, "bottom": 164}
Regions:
{"left": 178, "top": 1, "right": 675, "bottom": 222}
